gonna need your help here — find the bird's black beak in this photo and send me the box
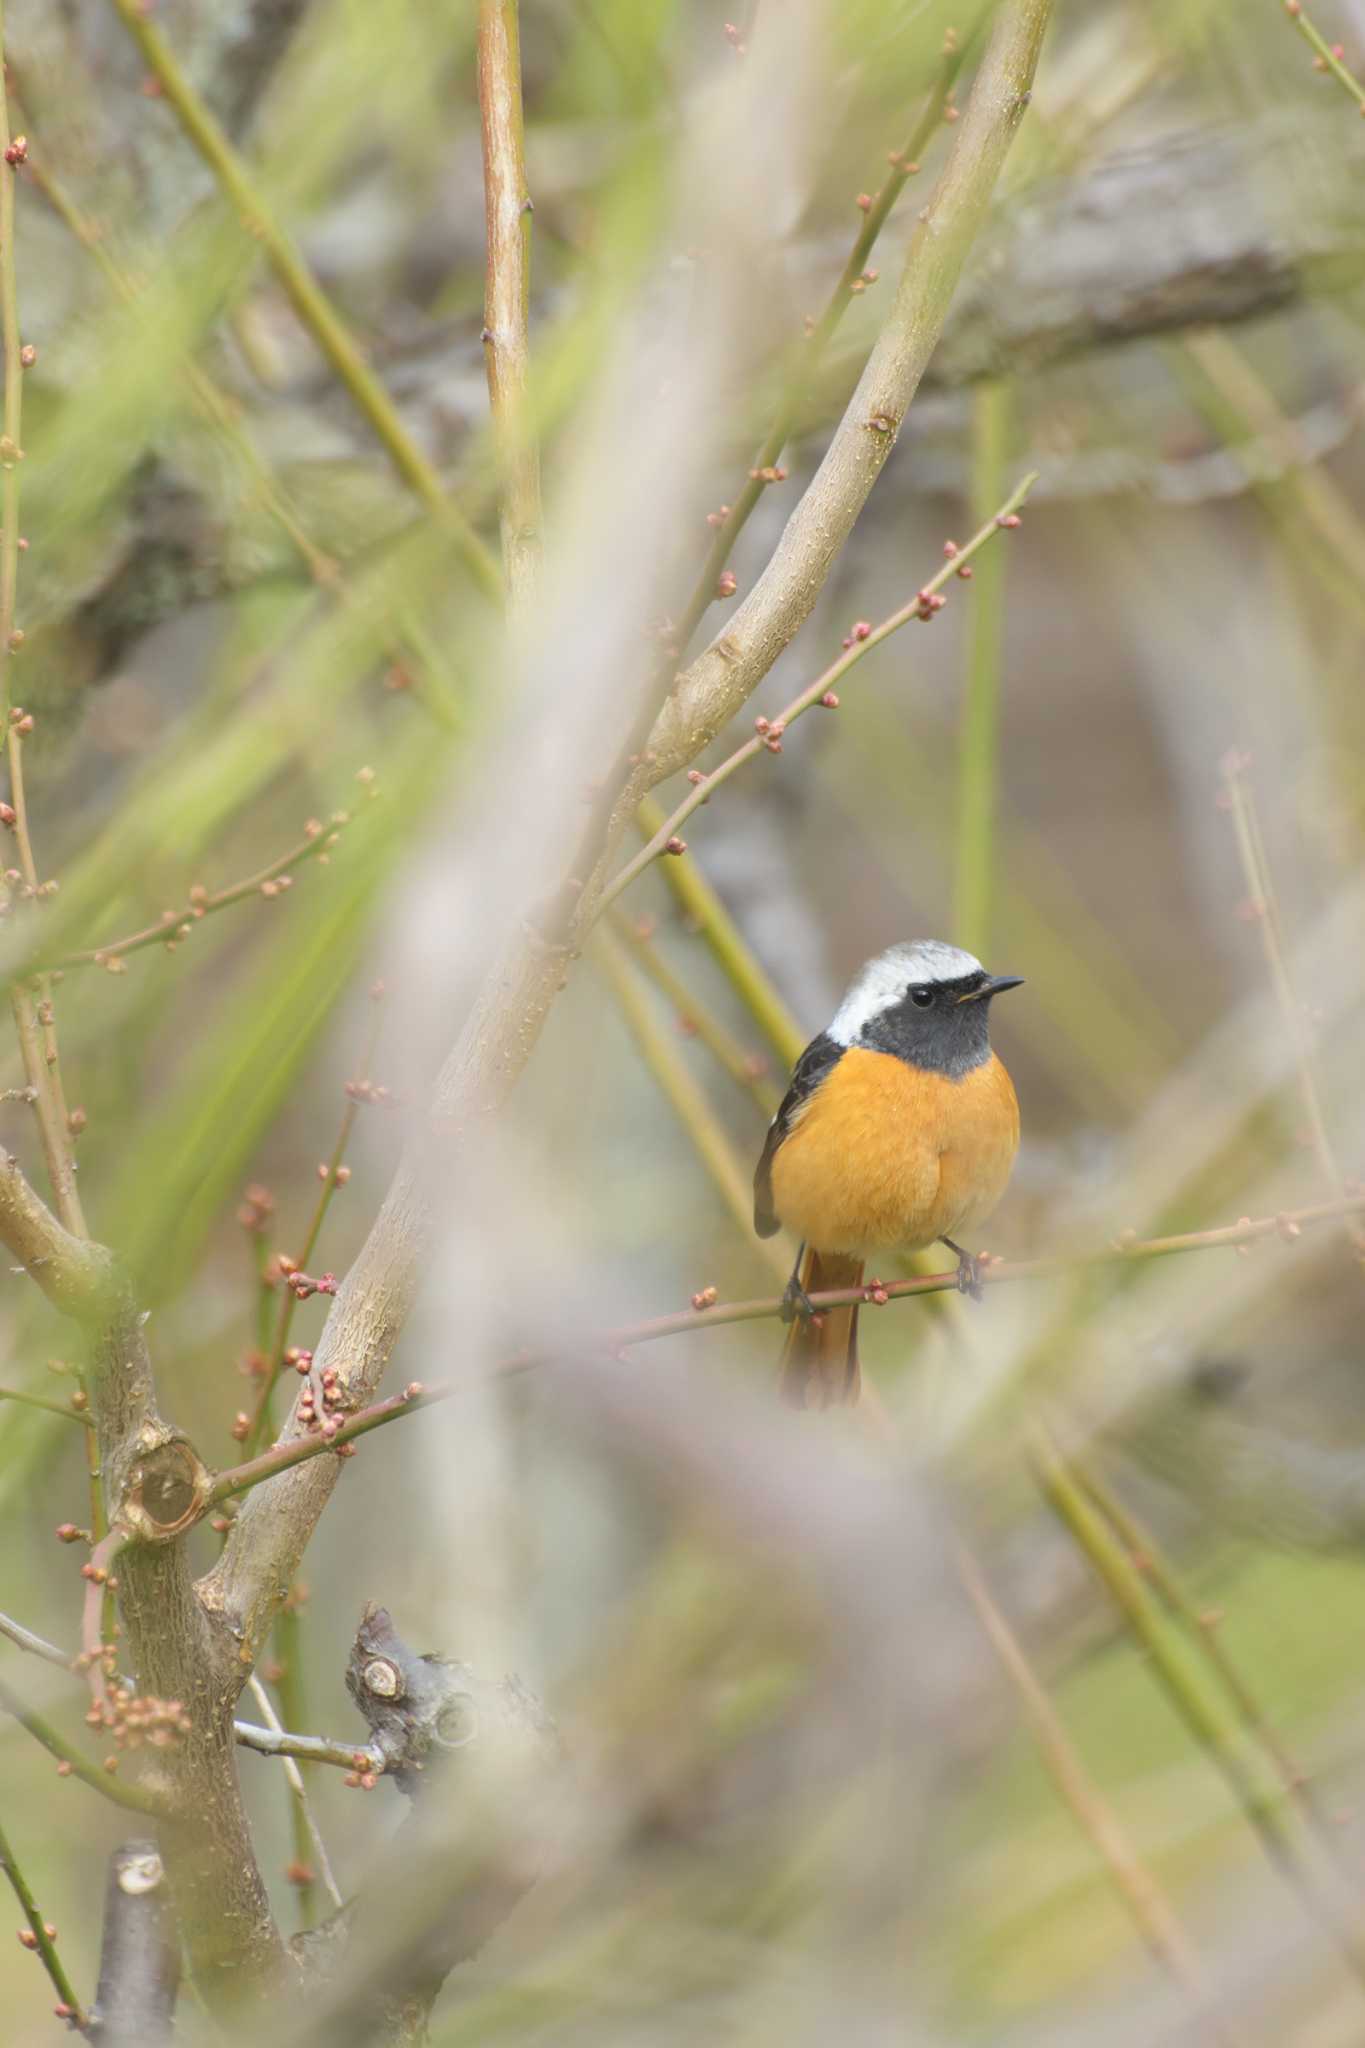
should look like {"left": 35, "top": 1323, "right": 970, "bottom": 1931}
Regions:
{"left": 957, "top": 974, "right": 1024, "bottom": 1003}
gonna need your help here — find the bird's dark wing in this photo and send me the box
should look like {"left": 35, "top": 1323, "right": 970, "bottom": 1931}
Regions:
{"left": 753, "top": 1031, "right": 842, "bottom": 1238}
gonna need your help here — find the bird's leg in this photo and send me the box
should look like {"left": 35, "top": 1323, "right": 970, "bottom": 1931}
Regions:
{"left": 780, "top": 1243, "right": 816, "bottom": 1324}
{"left": 942, "top": 1236, "right": 985, "bottom": 1302}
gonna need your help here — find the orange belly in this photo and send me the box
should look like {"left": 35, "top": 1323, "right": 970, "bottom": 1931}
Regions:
{"left": 767, "top": 1046, "right": 1019, "bottom": 1258}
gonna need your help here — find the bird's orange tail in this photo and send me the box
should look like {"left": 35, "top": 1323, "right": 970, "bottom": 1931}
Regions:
{"left": 780, "top": 1249, "right": 863, "bottom": 1408}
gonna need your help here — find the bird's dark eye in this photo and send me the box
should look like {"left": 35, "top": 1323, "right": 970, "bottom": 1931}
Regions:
{"left": 909, "top": 985, "right": 934, "bottom": 1009}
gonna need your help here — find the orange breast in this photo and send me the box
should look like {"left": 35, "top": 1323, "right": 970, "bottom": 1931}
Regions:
{"left": 767, "top": 1047, "right": 1019, "bottom": 1258}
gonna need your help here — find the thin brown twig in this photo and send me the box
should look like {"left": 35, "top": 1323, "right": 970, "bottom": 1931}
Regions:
{"left": 556, "top": 27, "right": 979, "bottom": 932}
{"left": 205, "top": 1194, "right": 1365, "bottom": 1510}
{"left": 39, "top": 816, "right": 347, "bottom": 978}
{"left": 600, "top": 472, "right": 1037, "bottom": 912}
{"left": 669, "top": 33, "right": 970, "bottom": 663}
{"left": 631, "top": 0, "right": 1050, "bottom": 807}
{"left": 243, "top": 997, "right": 385, "bottom": 1454}
{"left": 478, "top": 0, "right": 541, "bottom": 610}
{"left": 0, "top": 64, "right": 86, "bottom": 1235}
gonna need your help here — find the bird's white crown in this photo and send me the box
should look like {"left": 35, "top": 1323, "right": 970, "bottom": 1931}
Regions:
{"left": 828, "top": 940, "right": 983, "bottom": 1046}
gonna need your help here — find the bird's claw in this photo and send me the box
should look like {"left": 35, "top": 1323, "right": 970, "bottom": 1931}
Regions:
{"left": 780, "top": 1275, "right": 817, "bottom": 1325}
{"left": 947, "top": 1241, "right": 986, "bottom": 1301}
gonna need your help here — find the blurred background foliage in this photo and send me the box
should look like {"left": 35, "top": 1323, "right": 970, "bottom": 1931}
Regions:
{"left": 2, "top": 0, "right": 1365, "bottom": 2040}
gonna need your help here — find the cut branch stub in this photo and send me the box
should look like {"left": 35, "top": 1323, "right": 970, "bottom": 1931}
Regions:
{"left": 117, "top": 1429, "right": 213, "bottom": 1545}
{"left": 89, "top": 1839, "right": 180, "bottom": 2047}
{"left": 345, "top": 1603, "right": 555, "bottom": 1797}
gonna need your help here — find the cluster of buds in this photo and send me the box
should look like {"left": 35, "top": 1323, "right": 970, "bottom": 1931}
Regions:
{"left": 9, "top": 705, "right": 32, "bottom": 734}
{"left": 686, "top": 768, "right": 708, "bottom": 788}
{"left": 748, "top": 465, "right": 788, "bottom": 484}
{"left": 342, "top": 1756, "right": 380, "bottom": 1790}
{"left": 848, "top": 269, "right": 879, "bottom": 296}
{"left": 715, "top": 569, "right": 737, "bottom": 599}
{"left": 752, "top": 714, "right": 785, "bottom": 754}
{"left": 86, "top": 1681, "right": 192, "bottom": 1752}
{"left": 287, "top": 1346, "right": 315, "bottom": 1375}
{"left": 864, "top": 1279, "right": 891, "bottom": 1306}
{"left": 16, "top": 1922, "right": 57, "bottom": 1951}
{"left": 820, "top": 691, "right": 840, "bottom": 709}
{"left": 840, "top": 619, "right": 873, "bottom": 650}
{"left": 55, "top": 1522, "right": 89, "bottom": 1545}
{"left": 722, "top": 19, "right": 747, "bottom": 55}
{"left": 855, "top": 192, "right": 874, "bottom": 213}
{"left": 317, "top": 1159, "right": 351, "bottom": 1186}
{"left": 258, "top": 874, "right": 293, "bottom": 902}
{"left": 996, "top": 511, "right": 1022, "bottom": 531}
{"left": 3, "top": 137, "right": 27, "bottom": 167}
{"left": 887, "top": 150, "right": 920, "bottom": 176}
{"left": 297, "top": 1362, "right": 351, "bottom": 1443}
{"left": 2, "top": 868, "right": 58, "bottom": 903}
{"left": 237, "top": 1183, "right": 275, "bottom": 1235}
{"left": 691, "top": 1285, "right": 718, "bottom": 1311}
{"left": 302, "top": 810, "right": 351, "bottom": 862}
{"left": 705, "top": 503, "right": 731, "bottom": 529}
{"left": 942, "top": 539, "right": 974, "bottom": 582}
{"left": 914, "top": 588, "right": 947, "bottom": 622}
{"left": 344, "top": 1077, "right": 391, "bottom": 1105}
{"left": 663, "top": 835, "right": 687, "bottom": 856}
{"left": 284, "top": 1266, "right": 338, "bottom": 1302}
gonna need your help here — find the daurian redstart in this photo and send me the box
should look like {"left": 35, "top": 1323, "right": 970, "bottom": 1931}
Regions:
{"left": 753, "top": 941, "right": 1022, "bottom": 1408}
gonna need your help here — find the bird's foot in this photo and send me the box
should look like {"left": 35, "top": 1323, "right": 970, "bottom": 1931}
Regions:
{"left": 944, "top": 1238, "right": 985, "bottom": 1302}
{"left": 780, "top": 1273, "right": 817, "bottom": 1325}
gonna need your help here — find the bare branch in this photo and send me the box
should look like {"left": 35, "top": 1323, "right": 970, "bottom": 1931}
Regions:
{"left": 631, "top": 0, "right": 1052, "bottom": 799}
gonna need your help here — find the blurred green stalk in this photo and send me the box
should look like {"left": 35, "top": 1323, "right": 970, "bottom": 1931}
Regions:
{"left": 954, "top": 381, "right": 1014, "bottom": 960}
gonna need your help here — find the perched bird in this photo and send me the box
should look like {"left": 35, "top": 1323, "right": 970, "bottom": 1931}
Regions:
{"left": 753, "top": 941, "right": 1022, "bottom": 1408}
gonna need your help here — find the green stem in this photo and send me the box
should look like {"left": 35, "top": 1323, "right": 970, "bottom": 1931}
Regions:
{"left": 0, "top": 1811, "right": 86, "bottom": 2027}
{"left": 1283, "top": 1, "right": 1365, "bottom": 108}
{"left": 591, "top": 924, "right": 788, "bottom": 1273}
{"left": 611, "top": 909, "right": 780, "bottom": 1116}
{"left": 954, "top": 382, "right": 1013, "bottom": 959}
{"left": 0, "top": 1673, "right": 165, "bottom": 1815}
{"left": 1031, "top": 1420, "right": 1365, "bottom": 1987}
{"left": 635, "top": 804, "right": 804, "bottom": 1067}
{"left": 105, "top": 0, "right": 500, "bottom": 599}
